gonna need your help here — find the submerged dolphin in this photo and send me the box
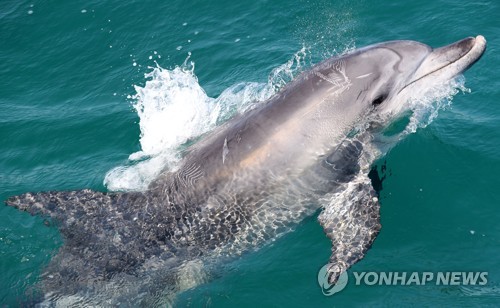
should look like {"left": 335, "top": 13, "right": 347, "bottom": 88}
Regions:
{"left": 6, "top": 35, "right": 486, "bottom": 304}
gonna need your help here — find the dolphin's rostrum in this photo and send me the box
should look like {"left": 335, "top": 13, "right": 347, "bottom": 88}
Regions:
{"left": 5, "top": 36, "right": 486, "bottom": 304}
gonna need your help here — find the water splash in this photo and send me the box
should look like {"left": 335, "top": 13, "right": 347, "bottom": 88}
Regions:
{"left": 361, "top": 76, "right": 470, "bottom": 162}
{"left": 268, "top": 45, "right": 311, "bottom": 92}
{"left": 105, "top": 58, "right": 218, "bottom": 191}
{"left": 404, "top": 76, "right": 469, "bottom": 134}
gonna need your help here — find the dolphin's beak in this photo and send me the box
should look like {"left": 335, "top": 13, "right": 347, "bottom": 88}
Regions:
{"left": 404, "top": 35, "right": 487, "bottom": 89}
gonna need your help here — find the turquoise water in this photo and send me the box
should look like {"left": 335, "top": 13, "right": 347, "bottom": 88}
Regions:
{"left": 1, "top": 0, "right": 499, "bottom": 306}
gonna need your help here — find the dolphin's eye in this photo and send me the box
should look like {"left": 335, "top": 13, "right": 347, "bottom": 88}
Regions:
{"left": 372, "top": 94, "right": 387, "bottom": 106}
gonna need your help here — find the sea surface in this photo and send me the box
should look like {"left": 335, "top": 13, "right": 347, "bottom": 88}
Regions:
{"left": 1, "top": 0, "right": 499, "bottom": 306}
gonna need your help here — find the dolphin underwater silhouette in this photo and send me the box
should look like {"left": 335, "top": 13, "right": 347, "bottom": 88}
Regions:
{"left": 6, "top": 35, "right": 486, "bottom": 305}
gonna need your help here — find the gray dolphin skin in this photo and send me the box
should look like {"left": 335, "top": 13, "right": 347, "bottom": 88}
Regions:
{"left": 6, "top": 35, "right": 486, "bottom": 305}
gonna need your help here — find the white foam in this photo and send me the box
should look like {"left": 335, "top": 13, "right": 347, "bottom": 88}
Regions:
{"left": 105, "top": 50, "right": 309, "bottom": 191}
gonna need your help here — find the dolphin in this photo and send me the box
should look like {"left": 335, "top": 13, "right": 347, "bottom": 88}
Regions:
{"left": 5, "top": 35, "right": 486, "bottom": 305}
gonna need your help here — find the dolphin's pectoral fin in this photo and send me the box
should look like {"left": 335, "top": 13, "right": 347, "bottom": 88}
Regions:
{"left": 318, "top": 173, "right": 381, "bottom": 284}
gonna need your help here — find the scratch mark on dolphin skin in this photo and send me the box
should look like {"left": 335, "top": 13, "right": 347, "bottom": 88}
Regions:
{"left": 356, "top": 72, "right": 373, "bottom": 79}
{"left": 313, "top": 60, "right": 351, "bottom": 96}
{"left": 301, "top": 60, "right": 352, "bottom": 120}
{"left": 303, "top": 60, "right": 351, "bottom": 120}
{"left": 222, "top": 137, "right": 229, "bottom": 164}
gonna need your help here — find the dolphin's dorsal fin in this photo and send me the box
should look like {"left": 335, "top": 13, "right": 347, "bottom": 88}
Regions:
{"left": 318, "top": 173, "right": 381, "bottom": 284}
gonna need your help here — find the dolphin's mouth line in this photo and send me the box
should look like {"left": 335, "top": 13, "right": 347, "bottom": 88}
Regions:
{"left": 399, "top": 50, "right": 471, "bottom": 92}
{"left": 398, "top": 36, "right": 484, "bottom": 94}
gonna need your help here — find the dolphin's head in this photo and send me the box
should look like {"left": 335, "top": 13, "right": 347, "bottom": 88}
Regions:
{"left": 356, "top": 36, "right": 485, "bottom": 116}
{"left": 312, "top": 35, "right": 486, "bottom": 130}
{"left": 373, "top": 35, "right": 485, "bottom": 116}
